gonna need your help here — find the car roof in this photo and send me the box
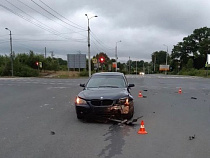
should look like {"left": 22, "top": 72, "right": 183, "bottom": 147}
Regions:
{"left": 92, "top": 72, "right": 124, "bottom": 76}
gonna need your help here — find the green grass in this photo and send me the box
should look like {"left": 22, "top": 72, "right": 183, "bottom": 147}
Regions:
{"left": 179, "top": 69, "right": 210, "bottom": 78}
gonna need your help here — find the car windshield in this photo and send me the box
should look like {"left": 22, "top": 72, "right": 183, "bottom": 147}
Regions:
{"left": 86, "top": 75, "right": 126, "bottom": 88}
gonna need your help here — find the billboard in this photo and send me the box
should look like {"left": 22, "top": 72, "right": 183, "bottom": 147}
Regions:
{"left": 159, "top": 65, "right": 170, "bottom": 71}
{"left": 112, "top": 62, "right": 117, "bottom": 68}
{"left": 67, "top": 54, "right": 86, "bottom": 69}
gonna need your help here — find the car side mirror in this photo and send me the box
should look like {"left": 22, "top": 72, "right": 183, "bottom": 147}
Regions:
{"left": 80, "top": 83, "right": 85, "bottom": 87}
{"left": 128, "top": 84, "right": 135, "bottom": 88}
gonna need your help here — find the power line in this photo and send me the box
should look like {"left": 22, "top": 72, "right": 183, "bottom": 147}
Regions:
{"left": 0, "top": 4, "right": 68, "bottom": 40}
{"left": 16, "top": 0, "right": 86, "bottom": 37}
{"left": 13, "top": 39, "right": 68, "bottom": 42}
{"left": 14, "top": 39, "right": 86, "bottom": 43}
{"left": 0, "top": 35, "right": 8, "bottom": 38}
{"left": 90, "top": 31, "right": 113, "bottom": 50}
{"left": 90, "top": 34, "right": 114, "bottom": 56}
{"left": 31, "top": 0, "right": 86, "bottom": 31}
{"left": 5, "top": 0, "right": 69, "bottom": 39}
{"left": 0, "top": 41, "right": 9, "bottom": 45}
{"left": 0, "top": 2, "right": 85, "bottom": 42}
{"left": 91, "top": 40, "right": 113, "bottom": 57}
{"left": 38, "top": 0, "right": 85, "bottom": 30}
{"left": 34, "top": 1, "right": 117, "bottom": 57}
{"left": 12, "top": 42, "right": 44, "bottom": 52}
{"left": 12, "top": 31, "right": 86, "bottom": 35}
{"left": 5, "top": 0, "right": 85, "bottom": 41}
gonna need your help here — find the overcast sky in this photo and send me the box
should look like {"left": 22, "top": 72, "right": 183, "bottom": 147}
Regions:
{"left": 0, "top": 0, "right": 210, "bottom": 62}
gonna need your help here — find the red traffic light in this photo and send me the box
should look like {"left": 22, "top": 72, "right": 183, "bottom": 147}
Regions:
{"left": 35, "top": 62, "right": 39, "bottom": 66}
{"left": 99, "top": 57, "right": 105, "bottom": 63}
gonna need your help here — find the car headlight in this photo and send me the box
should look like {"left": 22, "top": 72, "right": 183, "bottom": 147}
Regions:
{"left": 118, "top": 97, "right": 129, "bottom": 105}
{"left": 75, "top": 97, "right": 87, "bottom": 105}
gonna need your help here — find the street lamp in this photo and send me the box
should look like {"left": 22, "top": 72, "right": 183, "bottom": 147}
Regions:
{"left": 85, "top": 14, "right": 98, "bottom": 77}
{"left": 115, "top": 40, "right": 121, "bottom": 72}
{"left": 163, "top": 44, "right": 168, "bottom": 75}
{"left": 5, "top": 28, "right": 13, "bottom": 77}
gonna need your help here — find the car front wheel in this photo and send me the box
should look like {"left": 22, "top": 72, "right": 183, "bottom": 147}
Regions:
{"left": 123, "top": 106, "right": 134, "bottom": 120}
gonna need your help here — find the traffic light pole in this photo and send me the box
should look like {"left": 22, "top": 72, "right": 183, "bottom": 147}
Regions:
{"left": 115, "top": 41, "right": 121, "bottom": 72}
{"left": 115, "top": 44, "right": 117, "bottom": 72}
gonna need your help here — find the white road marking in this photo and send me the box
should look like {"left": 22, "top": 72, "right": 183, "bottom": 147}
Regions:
{"left": 47, "top": 87, "right": 67, "bottom": 89}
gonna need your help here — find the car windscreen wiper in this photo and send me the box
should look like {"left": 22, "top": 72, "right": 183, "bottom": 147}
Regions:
{"left": 98, "top": 85, "right": 119, "bottom": 88}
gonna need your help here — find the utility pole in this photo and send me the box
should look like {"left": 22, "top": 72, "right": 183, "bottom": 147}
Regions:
{"left": 51, "top": 51, "right": 54, "bottom": 58}
{"left": 115, "top": 44, "right": 117, "bottom": 72}
{"left": 45, "top": 47, "right": 46, "bottom": 59}
{"left": 115, "top": 40, "right": 121, "bottom": 72}
{"left": 136, "top": 61, "right": 137, "bottom": 75}
{"left": 129, "top": 56, "right": 131, "bottom": 74}
{"left": 163, "top": 44, "right": 168, "bottom": 75}
{"left": 5, "top": 28, "right": 13, "bottom": 77}
{"left": 44, "top": 47, "right": 46, "bottom": 72}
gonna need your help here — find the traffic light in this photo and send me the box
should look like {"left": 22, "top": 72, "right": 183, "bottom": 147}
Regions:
{"left": 35, "top": 61, "right": 39, "bottom": 66}
{"left": 99, "top": 57, "right": 105, "bottom": 63}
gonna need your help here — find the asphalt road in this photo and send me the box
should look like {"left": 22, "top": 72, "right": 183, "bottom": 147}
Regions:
{"left": 0, "top": 75, "right": 210, "bottom": 158}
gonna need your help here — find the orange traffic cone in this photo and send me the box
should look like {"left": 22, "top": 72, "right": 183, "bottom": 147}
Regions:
{"left": 138, "top": 120, "right": 148, "bottom": 134}
{"left": 138, "top": 91, "right": 143, "bottom": 98}
{"left": 178, "top": 88, "right": 182, "bottom": 94}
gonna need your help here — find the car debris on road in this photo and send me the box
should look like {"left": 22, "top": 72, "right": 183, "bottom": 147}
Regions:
{"left": 106, "top": 116, "right": 143, "bottom": 126}
{"left": 189, "top": 135, "right": 195, "bottom": 140}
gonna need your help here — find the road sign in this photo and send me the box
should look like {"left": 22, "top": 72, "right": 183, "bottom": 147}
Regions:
{"left": 206, "top": 54, "right": 210, "bottom": 67}
{"left": 67, "top": 54, "right": 86, "bottom": 69}
{"left": 92, "top": 58, "right": 97, "bottom": 64}
{"left": 39, "top": 62, "right": 42, "bottom": 68}
{"left": 112, "top": 62, "right": 116, "bottom": 68}
{"left": 159, "top": 65, "right": 170, "bottom": 71}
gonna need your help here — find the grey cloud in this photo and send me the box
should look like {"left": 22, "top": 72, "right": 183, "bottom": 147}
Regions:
{"left": 1, "top": 0, "right": 210, "bottom": 62}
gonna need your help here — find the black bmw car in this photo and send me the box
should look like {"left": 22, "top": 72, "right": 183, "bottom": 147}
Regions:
{"left": 75, "top": 72, "right": 135, "bottom": 120}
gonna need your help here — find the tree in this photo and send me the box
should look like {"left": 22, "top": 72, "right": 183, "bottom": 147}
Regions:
{"left": 151, "top": 51, "right": 169, "bottom": 72}
{"left": 93, "top": 52, "right": 111, "bottom": 71}
{"left": 0, "top": 50, "right": 67, "bottom": 77}
{"left": 0, "top": 55, "right": 10, "bottom": 76}
{"left": 171, "top": 27, "right": 210, "bottom": 70}
{"left": 186, "top": 58, "right": 194, "bottom": 69}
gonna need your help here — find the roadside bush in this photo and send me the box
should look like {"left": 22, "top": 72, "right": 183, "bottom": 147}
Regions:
{"left": 15, "top": 65, "right": 39, "bottom": 77}
{"left": 179, "top": 68, "right": 209, "bottom": 77}
{"left": 0, "top": 63, "right": 11, "bottom": 76}
{"left": 79, "top": 70, "right": 89, "bottom": 77}
{"left": 0, "top": 67, "right": 3, "bottom": 76}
